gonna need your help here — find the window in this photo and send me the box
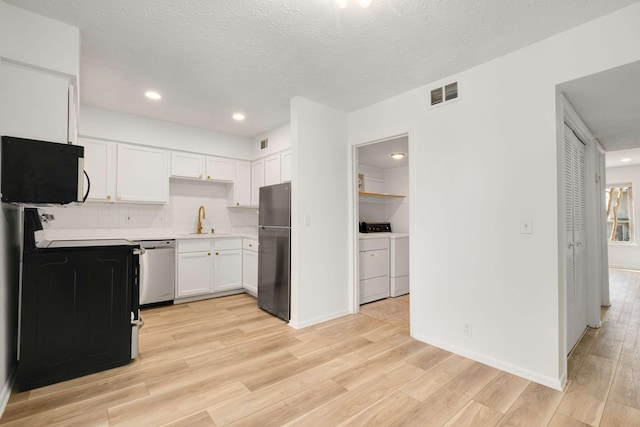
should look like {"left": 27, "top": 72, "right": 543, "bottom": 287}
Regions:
{"left": 606, "top": 185, "right": 633, "bottom": 242}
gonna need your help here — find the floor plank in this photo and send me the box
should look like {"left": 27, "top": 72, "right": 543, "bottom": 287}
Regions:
{"left": 2, "top": 268, "right": 640, "bottom": 426}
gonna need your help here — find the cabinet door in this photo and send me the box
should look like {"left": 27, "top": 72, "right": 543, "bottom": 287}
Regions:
{"left": 206, "top": 156, "right": 234, "bottom": 182}
{"left": 0, "top": 63, "right": 70, "bottom": 143}
{"left": 171, "top": 152, "right": 204, "bottom": 179}
{"left": 264, "top": 154, "right": 281, "bottom": 186}
{"left": 280, "top": 150, "right": 292, "bottom": 183}
{"left": 116, "top": 144, "right": 169, "bottom": 203}
{"left": 176, "top": 252, "right": 212, "bottom": 297}
{"left": 213, "top": 249, "right": 243, "bottom": 292}
{"left": 251, "top": 159, "right": 265, "bottom": 206}
{"left": 229, "top": 160, "right": 251, "bottom": 207}
{"left": 81, "top": 138, "right": 116, "bottom": 202}
{"left": 243, "top": 249, "right": 258, "bottom": 296}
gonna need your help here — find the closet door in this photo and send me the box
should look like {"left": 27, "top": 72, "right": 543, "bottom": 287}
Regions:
{"left": 565, "top": 123, "right": 588, "bottom": 353}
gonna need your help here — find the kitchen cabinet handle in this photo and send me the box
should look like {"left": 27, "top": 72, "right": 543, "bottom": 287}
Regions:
{"left": 106, "top": 195, "right": 111, "bottom": 200}
{"left": 207, "top": 175, "right": 211, "bottom": 179}
{"left": 208, "top": 252, "right": 211, "bottom": 256}
{"left": 215, "top": 252, "right": 219, "bottom": 256}
{"left": 236, "top": 202, "right": 240, "bottom": 206}
{"left": 199, "top": 174, "right": 203, "bottom": 179}
{"left": 249, "top": 244, "right": 252, "bottom": 247}
{"left": 117, "top": 196, "right": 122, "bottom": 201}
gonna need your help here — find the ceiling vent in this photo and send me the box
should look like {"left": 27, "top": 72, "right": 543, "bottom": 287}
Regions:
{"left": 260, "top": 138, "right": 269, "bottom": 150}
{"left": 430, "top": 81, "right": 458, "bottom": 107}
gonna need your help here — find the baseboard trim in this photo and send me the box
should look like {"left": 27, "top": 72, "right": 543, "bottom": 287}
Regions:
{"left": 413, "top": 333, "right": 564, "bottom": 391}
{"left": 0, "top": 368, "right": 16, "bottom": 419}
{"left": 289, "top": 309, "right": 351, "bottom": 330}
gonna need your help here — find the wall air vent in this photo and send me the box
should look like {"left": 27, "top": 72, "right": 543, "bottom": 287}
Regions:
{"left": 430, "top": 88, "right": 443, "bottom": 106}
{"left": 430, "top": 81, "right": 459, "bottom": 107}
{"left": 261, "top": 138, "right": 269, "bottom": 150}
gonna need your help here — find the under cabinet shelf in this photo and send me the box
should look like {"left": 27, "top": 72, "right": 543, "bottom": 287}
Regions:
{"left": 359, "top": 191, "right": 405, "bottom": 198}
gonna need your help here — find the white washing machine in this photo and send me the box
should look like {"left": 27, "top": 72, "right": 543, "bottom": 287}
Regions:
{"left": 389, "top": 234, "right": 409, "bottom": 297}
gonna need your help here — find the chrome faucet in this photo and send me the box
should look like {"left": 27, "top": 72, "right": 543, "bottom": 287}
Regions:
{"left": 197, "top": 205, "right": 206, "bottom": 234}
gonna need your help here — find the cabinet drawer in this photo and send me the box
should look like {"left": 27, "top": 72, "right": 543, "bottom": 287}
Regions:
{"left": 359, "top": 238, "right": 389, "bottom": 251}
{"left": 178, "top": 239, "right": 211, "bottom": 253}
{"left": 214, "top": 238, "right": 242, "bottom": 250}
{"left": 243, "top": 239, "right": 258, "bottom": 251}
{"left": 359, "top": 249, "right": 389, "bottom": 280}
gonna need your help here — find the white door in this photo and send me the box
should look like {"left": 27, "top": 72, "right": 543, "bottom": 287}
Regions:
{"left": 117, "top": 144, "right": 169, "bottom": 203}
{"left": 205, "top": 156, "right": 234, "bottom": 182}
{"left": 213, "top": 249, "right": 243, "bottom": 292}
{"left": 264, "top": 154, "right": 281, "bottom": 186}
{"left": 176, "top": 252, "right": 212, "bottom": 297}
{"left": 251, "top": 159, "right": 265, "bottom": 206}
{"left": 231, "top": 160, "right": 251, "bottom": 207}
{"left": 565, "top": 123, "right": 588, "bottom": 352}
{"left": 81, "top": 138, "right": 116, "bottom": 202}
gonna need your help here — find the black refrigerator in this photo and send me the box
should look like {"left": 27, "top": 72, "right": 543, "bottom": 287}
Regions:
{"left": 258, "top": 183, "right": 291, "bottom": 321}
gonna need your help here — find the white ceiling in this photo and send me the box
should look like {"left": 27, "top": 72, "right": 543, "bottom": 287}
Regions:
{"left": 358, "top": 135, "right": 408, "bottom": 169}
{"left": 605, "top": 147, "right": 640, "bottom": 168}
{"left": 6, "top": 0, "right": 639, "bottom": 138}
{"left": 560, "top": 60, "right": 640, "bottom": 152}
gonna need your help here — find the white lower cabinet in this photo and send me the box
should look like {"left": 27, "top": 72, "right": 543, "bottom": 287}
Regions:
{"left": 176, "top": 251, "right": 213, "bottom": 298}
{"left": 243, "top": 239, "right": 258, "bottom": 296}
{"left": 213, "top": 249, "right": 242, "bottom": 292}
{"left": 176, "top": 238, "right": 243, "bottom": 300}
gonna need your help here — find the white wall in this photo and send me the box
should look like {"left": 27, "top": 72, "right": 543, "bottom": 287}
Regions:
{"left": 606, "top": 165, "right": 640, "bottom": 270}
{"left": 0, "top": 1, "right": 79, "bottom": 77}
{"left": 290, "top": 97, "right": 349, "bottom": 328}
{"left": 42, "top": 180, "right": 258, "bottom": 238}
{"left": 347, "top": 2, "right": 640, "bottom": 389}
{"left": 80, "top": 106, "right": 253, "bottom": 160}
{"left": 357, "top": 165, "right": 409, "bottom": 233}
{"left": 251, "top": 122, "right": 291, "bottom": 159}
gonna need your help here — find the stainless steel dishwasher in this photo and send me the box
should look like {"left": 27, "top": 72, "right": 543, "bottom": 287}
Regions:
{"left": 136, "top": 240, "right": 175, "bottom": 306}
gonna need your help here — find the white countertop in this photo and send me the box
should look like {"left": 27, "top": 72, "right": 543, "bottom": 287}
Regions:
{"left": 43, "top": 227, "right": 258, "bottom": 242}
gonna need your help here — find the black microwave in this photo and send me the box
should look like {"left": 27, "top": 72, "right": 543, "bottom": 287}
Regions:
{"left": 1, "top": 136, "right": 87, "bottom": 204}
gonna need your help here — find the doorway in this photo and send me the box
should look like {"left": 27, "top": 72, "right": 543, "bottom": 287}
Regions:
{"left": 353, "top": 135, "right": 411, "bottom": 328}
{"left": 558, "top": 59, "right": 640, "bottom": 367}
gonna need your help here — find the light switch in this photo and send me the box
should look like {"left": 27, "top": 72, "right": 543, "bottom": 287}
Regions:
{"left": 304, "top": 214, "right": 311, "bottom": 227}
{"left": 521, "top": 218, "right": 533, "bottom": 234}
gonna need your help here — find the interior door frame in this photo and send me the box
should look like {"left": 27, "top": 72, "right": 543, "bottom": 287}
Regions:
{"left": 557, "top": 93, "right": 607, "bottom": 370}
{"left": 349, "top": 131, "right": 414, "bottom": 326}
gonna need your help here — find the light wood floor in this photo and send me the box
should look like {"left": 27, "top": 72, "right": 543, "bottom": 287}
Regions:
{"left": 2, "top": 269, "right": 640, "bottom": 426}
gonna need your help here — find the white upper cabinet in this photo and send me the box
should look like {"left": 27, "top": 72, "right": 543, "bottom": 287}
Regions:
{"left": 205, "top": 156, "right": 234, "bottom": 182}
{"left": 251, "top": 159, "right": 265, "bottom": 206}
{"left": 116, "top": 144, "right": 169, "bottom": 204}
{"left": 0, "top": 3, "right": 79, "bottom": 143}
{"left": 171, "top": 152, "right": 204, "bottom": 179}
{"left": 264, "top": 154, "right": 281, "bottom": 187}
{"left": 0, "top": 63, "right": 70, "bottom": 143}
{"left": 281, "top": 150, "right": 292, "bottom": 183}
{"left": 228, "top": 160, "right": 252, "bottom": 207}
{"left": 80, "top": 138, "right": 117, "bottom": 202}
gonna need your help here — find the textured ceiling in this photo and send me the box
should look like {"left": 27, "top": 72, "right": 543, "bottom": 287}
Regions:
{"left": 560, "top": 60, "right": 640, "bottom": 152}
{"left": 358, "top": 136, "right": 408, "bottom": 169}
{"left": 6, "top": 0, "right": 640, "bottom": 137}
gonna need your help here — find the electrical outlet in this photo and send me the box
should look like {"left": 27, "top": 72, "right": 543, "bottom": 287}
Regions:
{"left": 463, "top": 323, "right": 472, "bottom": 337}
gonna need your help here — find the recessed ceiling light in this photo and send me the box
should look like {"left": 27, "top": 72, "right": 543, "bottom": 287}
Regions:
{"left": 145, "top": 91, "right": 162, "bottom": 100}
{"left": 621, "top": 158, "right": 632, "bottom": 162}
{"left": 233, "top": 113, "right": 245, "bottom": 121}
{"left": 336, "top": 0, "right": 371, "bottom": 8}
{"left": 390, "top": 152, "right": 406, "bottom": 160}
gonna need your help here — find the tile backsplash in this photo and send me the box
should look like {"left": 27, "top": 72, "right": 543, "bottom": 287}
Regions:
{"left": 42, "top": 179, "right": 258, "bottom": 235}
